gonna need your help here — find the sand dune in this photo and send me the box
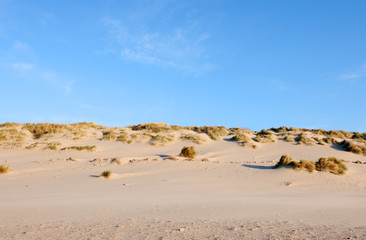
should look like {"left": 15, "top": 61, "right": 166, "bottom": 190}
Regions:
{"left": 1, "top": 123, "right": 366, "bottom": 239}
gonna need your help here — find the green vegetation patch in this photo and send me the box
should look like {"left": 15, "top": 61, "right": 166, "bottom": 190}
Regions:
{"left": 61, "top": 145, "right": 96, "bottom": 151}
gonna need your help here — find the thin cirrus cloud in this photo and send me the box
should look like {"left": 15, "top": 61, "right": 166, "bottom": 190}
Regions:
{"left": 102, "top": 17, "right": 214, "bottom": 75}
{"left": 340, "top": 64, "right": 366, "bottom": 80}
{"left": 3, "top": 40, "right": 74, "bottom": 95}
{"left": 10, "top": 62, "right": 34, "bottom": 71}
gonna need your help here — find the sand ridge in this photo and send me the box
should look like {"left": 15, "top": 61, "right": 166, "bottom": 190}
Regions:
{"left": 1, "top": 123, "right": 366, "bottom": 239}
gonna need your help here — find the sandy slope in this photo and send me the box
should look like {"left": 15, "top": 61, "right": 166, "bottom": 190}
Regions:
{"left": 1, "top": 128, "right": 366, "bottom": 239}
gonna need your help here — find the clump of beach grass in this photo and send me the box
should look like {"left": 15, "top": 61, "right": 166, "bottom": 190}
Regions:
{"left": 292, "top": 160, "right": 316, "bottom": 173}
{"left": 273, "top": 154, "right": 296, "bottom": 169}
{"left": 284, "top": 136, "right": 295, "bottom": 142}
{"left": 315, "top": 157, "right": 347, "bottom": 175}
{"left": 23, "top": 123, "right": 68, "bottom": 139}
{"left": 296, "top": 133, "right": 316, "bottom": 146}
{"left": 45, "top": 142, "right": 61, "bottom": 150}
{"left": 150, "top": 134, "right": 175, "bottom": 146}
{"left": 0, "top": 164, "right": 11, "bottom": 174}
{"left": 116, "top": 130, "right": 129, "bottom": 143}
{"left": 253, "top": 134, "right": 276, "bottom": 143}
{"left": 273, "top": 155, "right": 347, "bottom": 175}
{"left": 340, "top": 140, "right": 366, "bottom": 155}
{"left": 179, "top": 146, "right": 196, "bottom": 159}
{"left": 0, "top": 128, "right": 26, "bottom": 142}
{"left": 186, "top": 126, "right": 228, "bottom": 140}
{"left": 102, "top": 131, "right": 118, "bottom": 141}
{"left": 100, "top": 170, "right": 111, "bottom": 178}
{"left": 130, "top": 123, "right": 171, "bottom": 133}
{"left": 231, "top": 132, "right": 252, "bottom": 143}
{"left": 273, "top": 155, "right": 316, "bottom": 173}
{"left": 180, "top": 134, "right": 205, "bottom": 144}
{"left": 61, "top": 145, "right": 96, "bottom": 151}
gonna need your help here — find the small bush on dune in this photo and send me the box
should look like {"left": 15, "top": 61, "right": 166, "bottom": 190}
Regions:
{"left": 340, "top": 140, "right": 366, "bottom": 155}
{"left": 0, "top": 128, "right": 26, "bottom": 142}
{"left": 273, "top": 155, "right": 346, "bottom": 175}
{"left": 102, "top": 131, "right": 118, "bottom": 140}
{"left": 23, "top": 123, "right": 68, "bottom": 139}
{"left": 273, "top": 154, "right": 296, "bottom": 169}
{"left": 180, "top": 146, "right": 196, "bottom": 158}
{"left": 253, "top": 134, "right": 276, "bottom": 143}
{"left": 116, "top": 130, "right": 129, "bottom": 143}
{"left": 150, "top": 134, "right": 175, "bottom": 146}
{"left": 231, "top": 132, "right": 251, "bottom": 143}
{"left": 292, "top": 160, "right": 316, "bottom": 173}
{"left": 296, "top": 133, "right": 316, "bottom": 146}
{"left": 130, "top": 123, "right": 171, "bottom": 133}
{"left": 314, "top": 137, "right": 326, "bottom": 145}
{"left": 352, "top": 132, "right": 366, "bottom": 142}
{"left": 284, "top": 136, "right": 295, "bottom": 142}
{"left": 315, "top": 157, "right": 347, "bottom": 175}
{"left": 0, "top": 164, "right": 10, "bottom": 174}
{"left": 180, "top": 134, "right": 205, "bottom": 144}
{"left": 187, "top": 126, "right": 228, "bottom": 140}
{"left": 100, "top": 170, "right": 111, "bottom": 178}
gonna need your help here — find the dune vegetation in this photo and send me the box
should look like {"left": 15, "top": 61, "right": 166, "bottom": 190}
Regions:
{"left": 180, "top": 146, "right": 197, "bottom": 159}
{"left": 61, "top": 145, "right": 96, "bottom": 151}
{"left": 0, "top": 164, "right": 10, "bottom": 174}
{"left": 273, "top": 154, "right": 347, "bottom": 175}
{"left": 100, "top": 170, "right": 111, "bottom": 178}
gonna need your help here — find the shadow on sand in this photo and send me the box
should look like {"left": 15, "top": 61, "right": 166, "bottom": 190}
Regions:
{"left": 242, "top": 164, "right": 274, "bottom": 170}
{"left": 89, "top": 175, "right": 99, "bottom": 178}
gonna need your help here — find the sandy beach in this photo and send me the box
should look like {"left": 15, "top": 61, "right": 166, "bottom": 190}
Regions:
{"left": 1, "top": 123, "right": 366, "bottom": 239}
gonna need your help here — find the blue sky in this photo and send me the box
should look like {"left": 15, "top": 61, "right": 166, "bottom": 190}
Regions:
{"left": 0, "top": 0, "right": 365, "bottom": 132}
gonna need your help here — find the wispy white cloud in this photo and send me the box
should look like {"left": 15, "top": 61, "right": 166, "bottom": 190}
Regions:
{"left": 340, "top": 64, "right": 366, "bottom": 81}
{"left": 13, "top": 40, "right": 31, "bottom": 51}
{"left": 3, "top": 41, "right": 74, "bottom": 95}
{"left": 10, "top": 62, "right": 34, "bottom": 71}
{"left": 102, "top": 16, "right": 214, "bottom": 75}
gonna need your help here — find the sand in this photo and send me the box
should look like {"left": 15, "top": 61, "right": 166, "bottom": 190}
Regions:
{"left": 1, "top": 124, "right": 366, "bottom": 239}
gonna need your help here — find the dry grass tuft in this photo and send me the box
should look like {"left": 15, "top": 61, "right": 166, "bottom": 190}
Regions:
{"left": 340, "top": 140, "right": 366, "bottom": 155}
{"left": 273, "top": 154, "right": 296, "bottom": 169}
{"left": 130, "top": 123, "right": 171, "bottom": 133}
{"left": 61, "top": 145, "right": 96, "bottom": 151}
{"left": 273, "top": 155, "right": 346, "bottom": 175}
{"left": 0, "top": 164, "right": 11, "bottom": 174}
{"left": 102, "top": 131, "right": 118, "bottom": 141}
{"left": 253, "top": 134, "right": 276, "bottom": 143}
{"left": 0, "top": 128, "right": 26, "bottom": 142}
{"left": 231, "top": 132, "right": 252, "bottom": 143}
{"left": 292, "top": 160, "right": 316, "bottom": 173}
{"left": 315, "top": 157, "right": 347, "bottom": 175}
{"left": 180, "top": 134, "right": 205, "bottom": 144}
{"left": 283, "top": 136, "right": 295, "bottom": 143}
{"left": 186, "top": 126, "right": 228, "bottom": 140}
{"left": 116, "top": 130, "right": 129, "bottom": 143}
{"left": 179, "top": 146, "right": 197, "bottom": 159}
{"left": 23, "top": 123, "right": 68, "bottom": 139}
{"left": 296, "top": 133, "right": 316, "bottom": 146}
{"left": 45, "top": 142, "right": 61, "bottom": 150}
{"left": 100, "top": 170, "right": 111, "bottom": 178}
{"left": 150, "top": 134, "right": 175, "bottom": 146}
